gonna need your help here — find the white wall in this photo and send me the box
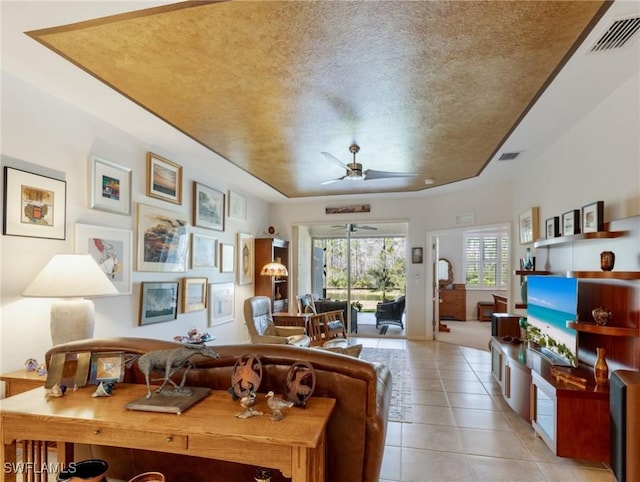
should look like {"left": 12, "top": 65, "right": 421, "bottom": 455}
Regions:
{"left": 0, "top": 72, "right": 270, "bottom": 375}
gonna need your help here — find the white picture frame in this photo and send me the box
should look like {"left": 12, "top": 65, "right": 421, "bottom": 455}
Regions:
{"left": 75, "top": 223, "right": 133, "bottom": 295}
{"left": 209, "top": 282, "right": 235, "bottom": 326}
{"left": 89, "top": 156, "right": 132, "bottom": 215}
{"left": 191, "top": 233, "right": 218, "bottom": 269}
{"left": 220, "top": 243, "right": 235, "bottom": 273}
{"left": 136, "top": 203, "right": 189, "bottom": 272}
{"left": 228, "top": 190, "right": 247, "bottom": 221}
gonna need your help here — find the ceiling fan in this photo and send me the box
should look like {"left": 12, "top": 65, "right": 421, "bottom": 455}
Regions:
{"left": 321, "top": 144, "right": 417, "bottom": 185}
{"left": 332, "top": 223, "right": 378, "bottom": 232}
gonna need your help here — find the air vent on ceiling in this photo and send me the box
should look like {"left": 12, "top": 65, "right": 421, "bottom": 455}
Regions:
{"left": 498, "top": 152, "right": 521, "bottom": 161}
{"left": 589, "top": 15, "right": 640, "bottom": 52}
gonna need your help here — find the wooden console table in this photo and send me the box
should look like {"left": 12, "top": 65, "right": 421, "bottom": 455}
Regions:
{"left": 1, "top": 384, "right": 335, "bottom": 482}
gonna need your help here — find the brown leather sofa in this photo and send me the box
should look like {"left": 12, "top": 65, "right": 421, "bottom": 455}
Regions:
{"left": 45, "top": 338, "right": 392, "bottom": 482}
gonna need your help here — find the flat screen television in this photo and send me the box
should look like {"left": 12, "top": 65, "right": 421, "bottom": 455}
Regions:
{"left": 526, "top": 275, "right": 579, "bottom": 366}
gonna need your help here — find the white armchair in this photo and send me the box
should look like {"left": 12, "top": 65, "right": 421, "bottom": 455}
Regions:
{"left": 244, "top": 296, "right": 311, "bottom": 347}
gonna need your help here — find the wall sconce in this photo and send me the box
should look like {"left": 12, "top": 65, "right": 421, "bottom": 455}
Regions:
{"left": 22, "top": 254, "right": 118, "bottom": 345}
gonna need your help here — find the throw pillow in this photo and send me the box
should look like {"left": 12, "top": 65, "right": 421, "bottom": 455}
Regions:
{"left": 322, "top": 344, "right": 363, "bottom": 358}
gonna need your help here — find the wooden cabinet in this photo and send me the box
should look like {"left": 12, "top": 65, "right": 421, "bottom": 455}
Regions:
{"left": 439, "top": 288, "right": 466, "bottom": 321}
{"left": 490, "top": 338, "right": 531, "bottom": 422}
{"left": 254, "top": 238, "right": 289, "bottom": 312}
{"left": 531, "top": 363, "right": 610, "bottom": 462}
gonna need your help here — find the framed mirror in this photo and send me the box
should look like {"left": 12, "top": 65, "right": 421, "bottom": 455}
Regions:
{"left": 438, "top": 258, "right": 454, "bottom": 287}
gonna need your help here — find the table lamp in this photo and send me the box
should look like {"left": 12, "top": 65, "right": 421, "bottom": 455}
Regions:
{"left": 260, "top": 258, "right": 288, "bottom": 300}
{"left": 22, "top": 254, "right": 119, "bottom": 345}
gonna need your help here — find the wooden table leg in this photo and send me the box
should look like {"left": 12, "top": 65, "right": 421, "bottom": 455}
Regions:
{"left": 291, "top": 430, "right": 326, "bottom": 482}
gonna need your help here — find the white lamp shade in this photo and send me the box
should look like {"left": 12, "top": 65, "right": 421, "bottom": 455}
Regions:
{"left": 22, "top": 254, "right": 118, "bottom": 298}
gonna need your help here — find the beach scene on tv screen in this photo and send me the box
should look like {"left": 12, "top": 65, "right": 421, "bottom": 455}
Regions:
{"left": 527, "top": 276, "right": 579, "bottom": 364}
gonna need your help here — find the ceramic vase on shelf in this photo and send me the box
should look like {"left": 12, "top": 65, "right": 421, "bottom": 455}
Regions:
{"left": 594, "top": 347, "right": 609, "bottom": 386}
{"left": 523, "top": 248, "right": 534, "bottom": 270}
{"left": 600, "top": 251, "right": 615, "bottom": 271}
{"left": 254, "top": 468, "right": 272, "bottom": 482}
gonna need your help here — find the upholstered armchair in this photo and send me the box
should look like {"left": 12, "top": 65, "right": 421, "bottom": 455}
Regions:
{"left": 244, "top": 296, "right": 311, "bottom": 346}
{"left": 375, "top": 295, "right": 406, "bottom": 329}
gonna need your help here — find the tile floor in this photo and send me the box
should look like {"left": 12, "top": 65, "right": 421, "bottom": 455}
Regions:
{"left": 350, "top": 336, "right": 614, "bottom": 482}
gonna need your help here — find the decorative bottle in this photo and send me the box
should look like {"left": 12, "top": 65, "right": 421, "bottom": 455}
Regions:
{"left": 594, "top": 347, "right": 609, "bottom": 386}
{"left": 523, "top": 248, "right": 534, "bottom": 270}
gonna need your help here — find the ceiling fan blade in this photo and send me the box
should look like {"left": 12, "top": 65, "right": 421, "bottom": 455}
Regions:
{"left": 364, "top": 169, "right": 417, "bottom": 180}
{"left": 321, "top": 152, "right": 353, "bottom": 173}
{"left": 358, "top": 225, "right": 378, "bottom": 230}
{"left": 321, "top": 176, "right": 345, "bottom": 185}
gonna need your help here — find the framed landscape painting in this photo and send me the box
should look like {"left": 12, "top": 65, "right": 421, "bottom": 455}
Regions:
{"left": 182, "top": 277, "right": 208, "bottom": 313}
{"left": 3, "top": 166, "right": 66, "bottom": 239}
{"left": 193, "top": 182, "right": 224, "bottom": 231}
{"left": 191, "top": 233, "right": 217, "bottom": 269}
{"left": 146, "top": 152, "right": 182, "bottom": 205}
{"left": 136, "top": 203, "right": 189, "bottom": 272}
{"left": 139, "top": 281, "right": 179, "bottom": 325}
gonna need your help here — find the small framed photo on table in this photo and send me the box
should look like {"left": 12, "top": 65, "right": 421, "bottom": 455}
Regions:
{"left": 89, "top": 352, "right": 125, "bottom": 384}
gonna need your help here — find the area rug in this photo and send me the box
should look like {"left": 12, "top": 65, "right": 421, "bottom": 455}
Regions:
{"left": 360, "top": 347, "right": 412, "bottom": 423}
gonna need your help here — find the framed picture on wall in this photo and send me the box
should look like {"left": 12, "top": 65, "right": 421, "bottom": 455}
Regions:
{"left": 3, "top": 166, "right": 66, "bottom": 239}
{"left": 139, "top": 281, "right": 179, "bottom": 325}
{"left": 191, "top": 233, "right": 218, "bottom": 269}
{"left": 209, "top": 282, "right": 234, "bottom": 326}
{"left": 228, "top": 190, "right": 247, "bottom": 221}
{"left": 136, "top": 203, "right": 189, "bottom": 272}
{"left": 220, "top": 243, "right": 235, "bottom": 273}
{"left": 411, "top": 247, "right": 423, "bottom": 264}
{"left": 519, "top": 207, "right": 539, "bottom": 245}
{"left": 182, "top": 277, "right": 208, "bottom": 313}
{"left": 236, "top": 232, "right": 254, "bottom": 285}
{"left": 193, "top": 182, "right": 224, "bottom": 231}
{"left": 146, "top": 152, "right": 182, "bottom": 205}
{"left": 89, "top": 156, "right": 132, "bottom": 215}
{"left": 75, "top": 223, "right": 133, "bottom": 294}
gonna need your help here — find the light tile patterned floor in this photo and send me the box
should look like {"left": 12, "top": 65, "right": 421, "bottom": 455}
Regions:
{"left": 350, "top": 336, "right": 614, "bottom": 482}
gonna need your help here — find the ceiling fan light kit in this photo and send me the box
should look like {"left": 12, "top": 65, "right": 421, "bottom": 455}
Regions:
{"left": 321, "top": 144, "right": 417, "bottom": 185}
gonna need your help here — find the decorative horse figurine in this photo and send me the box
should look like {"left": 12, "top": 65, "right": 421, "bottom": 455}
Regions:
{"left": 137, "top": 344, "right": 219, "bottom": 399}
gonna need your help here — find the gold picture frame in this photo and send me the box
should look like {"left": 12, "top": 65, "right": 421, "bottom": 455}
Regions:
{"left": 183, "top": 277, "right": 208, "bottom": 313}
{"left": 519, "top": 207, "right": 539, "bottom": 245}
{"left": 146, "top": 152, "right": 183, "bottom": 205}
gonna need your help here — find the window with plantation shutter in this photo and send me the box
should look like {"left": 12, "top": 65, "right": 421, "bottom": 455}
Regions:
{"left": 464, "top": 227, "right": 509, "bottom": 289}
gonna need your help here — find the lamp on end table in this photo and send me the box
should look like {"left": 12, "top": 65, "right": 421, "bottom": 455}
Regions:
{"left": 22, "top": 254, "right": 118, "bottom": 345}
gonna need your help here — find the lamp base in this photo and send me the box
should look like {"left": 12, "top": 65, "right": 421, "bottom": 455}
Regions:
{"left": 50, "top": 299, "right": 95, "bottom": 346}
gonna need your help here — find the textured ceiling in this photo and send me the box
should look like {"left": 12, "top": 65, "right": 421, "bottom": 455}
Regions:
{"left": 27, "top": 0, "right": 608, "bottom": 198}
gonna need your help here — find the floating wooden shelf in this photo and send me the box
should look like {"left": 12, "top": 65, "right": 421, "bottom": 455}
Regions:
{"left": 534, "top": 231, "right": 625, "bottom": 249}
{"left": 566, "top": 321, "right": 640, "bottom": 337}
{"left": 515, "top": 303, "right": 527, "bottom": 309}
{"left": 566, "top": 271, "right": 640, "bottom": 280}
